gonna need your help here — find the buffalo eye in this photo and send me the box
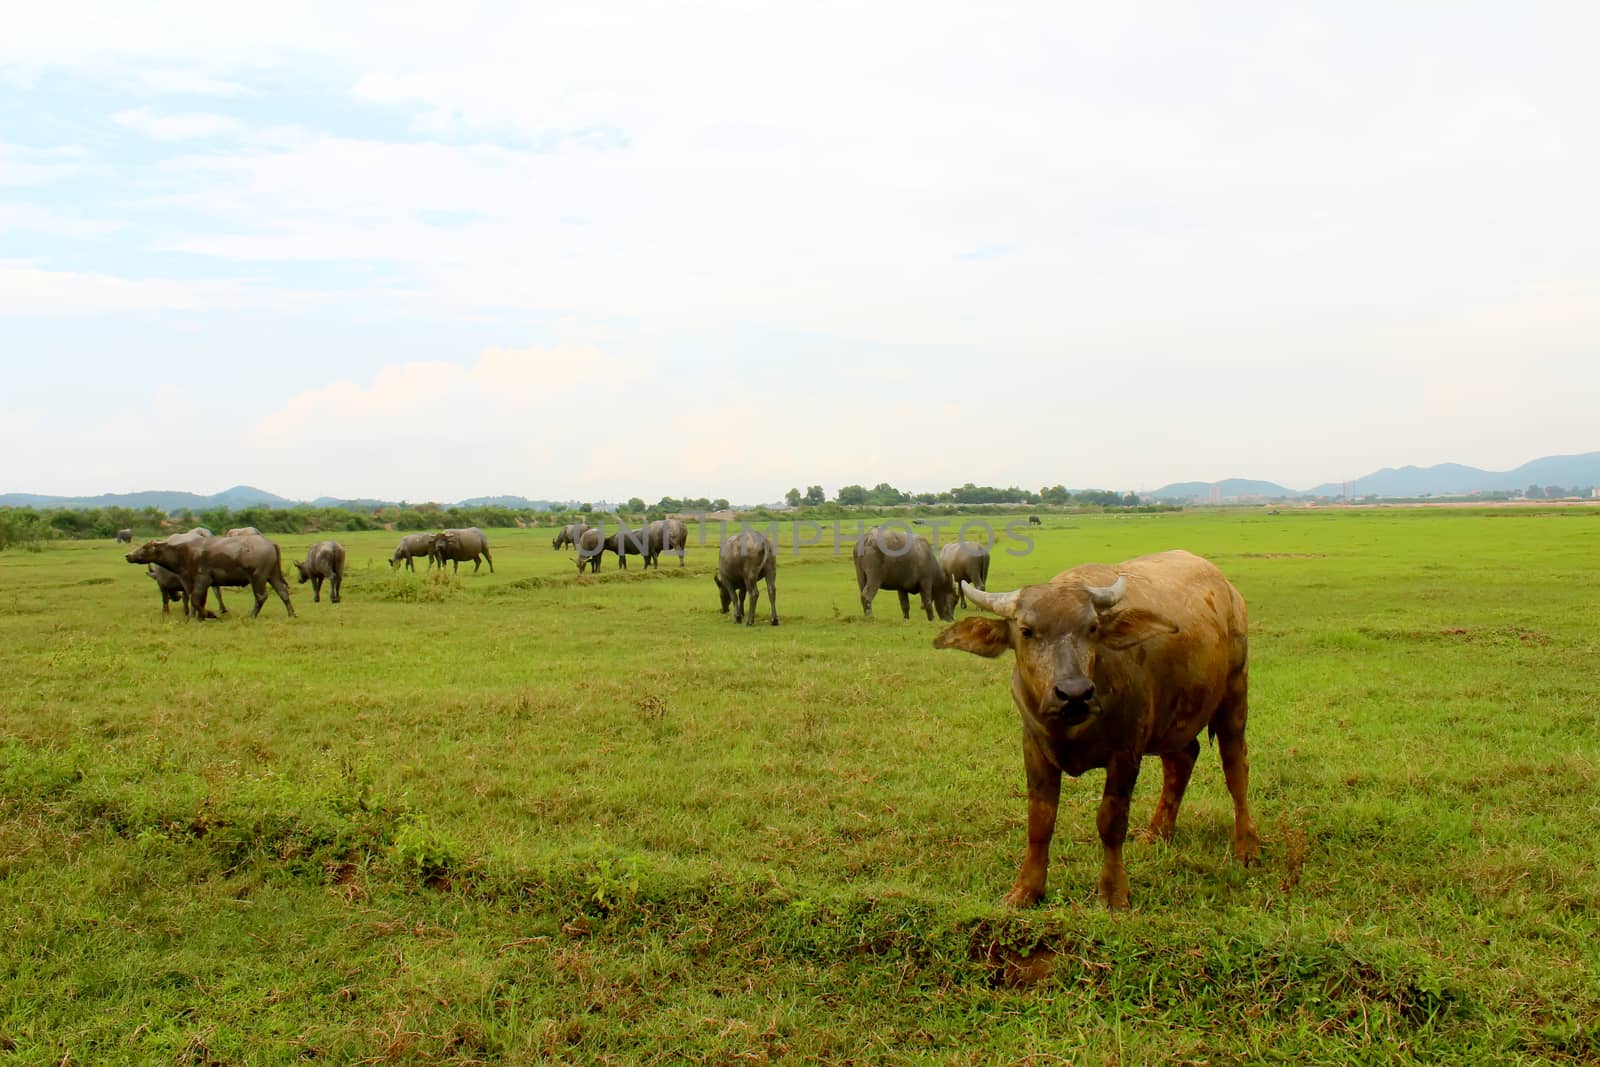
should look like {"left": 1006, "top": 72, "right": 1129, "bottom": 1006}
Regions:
{"left": 1019, "top": 625, "right": 1035, "bottom": 639}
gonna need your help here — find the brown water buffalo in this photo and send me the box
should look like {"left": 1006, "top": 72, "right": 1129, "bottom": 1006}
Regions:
{"left": 646, "top": 518, "right": 688, "bottom": 568}
{"left": 114, "top": 528, "right": 133, "bottom": 543}
{"left": 127, "top": 533, "right": 294, "bottom": 619}
{"left": 605, "top": 526, "right": 649, "bottom": 569}
{"left": 435, "top": 527, "right": 494, "bottom": 573}
{"left": 934, "top": 549, "right": 1257, "bottom": 910}
{"left": 575, "top": 527, "right": 605, "bottom": 573}
{"left": 854, "top": 525, "right": 955, "bottom": 621}
{"left": 295, "top": 540, "right": 345, "bottom": 603}
{"left": 390, "top": 532, "right": 437, "bottom": 571}
{"left": 939, "top": 541, "right": 991, "bottom": 609}
{"left": 133, "top": 528, "right": 227, "bottom": 615}
{"left": 227, "top": 526, "right": 261, "bottom": 536}
{"left": 714, "top": 530, "right": 777, "bottom": 626}
{"left": 553, "top": 523, "right": 591, "bottom": 550}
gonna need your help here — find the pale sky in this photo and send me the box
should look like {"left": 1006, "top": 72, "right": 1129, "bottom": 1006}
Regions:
{"left": 3, "top": 2, "right": 1597, "bottom": 503}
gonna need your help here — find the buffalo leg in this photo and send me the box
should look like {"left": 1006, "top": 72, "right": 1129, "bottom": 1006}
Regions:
{"left": 746, "top": 584, "right": 759, "bottom": 627}
{"left": 331, "top": 572, "right": 341, "bottom": 603}
{"left": 212, "top": 587, "right": 228, "bottom": 615}
{"left": 483, "top": 548, "right": 493, "bottom": 573}
{"left": 1096, "top": 752, "right": 1141, "bottom": 909}
{"left": 733, "top": 586, "right": 745, "bottom": 623}
{"left": 860, "top": 577, "right": 879, "bottom": 618}
{"left": 1142, "top": 739, "right": 1200, "bottom": 842}
{"left": 918, "top": 582, "right": 935, "bottom": 621}
{"left": 765, "top": 570, "right": 778, "bottom": 626}
{"left": 898, "top": 589, "right": 912, "bottom": 620}
{"left": 251, "top": 580, "right": 270, "bottom": 617}
{"left": 312, "top": 576, "right": 323, "bottom": 602}
{"left": 1215, "top": 687, "right": 1259, "bottom": 863}
{"left": 265, "top": 574, "right": 296, "bottom": 618}
{"left": 1007, "top": 735, "right": 1061, "bottom": 907}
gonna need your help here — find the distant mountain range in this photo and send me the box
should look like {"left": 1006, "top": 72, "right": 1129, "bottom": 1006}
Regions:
{"left": 7, "top": 452, "right": 1600, "bottom": 511}
{"left": 0, "top": 485, "right": 567, "bottom": 512}
{"left": 1146, "top": 451, "right": 1600, "bottom": 502}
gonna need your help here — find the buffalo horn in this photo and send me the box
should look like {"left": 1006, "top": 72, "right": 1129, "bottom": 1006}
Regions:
{"left": 962, "top": 582, "right": 1019, "bottom": 618}
{"left": 1085, "top": 575, "right": 1126, "bottom": 612}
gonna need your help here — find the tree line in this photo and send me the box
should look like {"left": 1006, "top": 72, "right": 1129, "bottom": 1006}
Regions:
{"left": 785, "top": 483, "right": 1141, "bottom": 508}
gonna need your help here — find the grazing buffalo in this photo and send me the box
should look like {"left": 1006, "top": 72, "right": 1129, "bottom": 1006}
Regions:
{"left": 434, "top": 527, "right": 494, "bottom": 574}
{"left": 553, "top": 523, "right": 591, "bottom": 550}
{"left": 1028, "top": 516, "right": 1042, "bottom": 526}
{"left": 938, "top": 541, "right": 991, "bottom": 609}
{"left": 645, "top": 518, "right": 688, "bottom": 568}
{"left": 127, "top": 533, "right": 294, "bottom": 619}
{"left": 227, "top": 527, "right": 261, "bottom": 537}
{"left": 144, "top": 563, "right": 216, "bottom": 617}
{"left": 138, "top": 529, "right": 228, "bottom": 615}
{"left": 934, "top": 550, "right": 1258, "bottom": 910}
{"left": 295, "top": 540, "right": 346, "bottom": 603}
{"left": 605, "top": 526, "right": 650, "bottom": 570}
{"left": 390, "top": 532, "right": 438, "bottom": 571}
{"left": 714, "top": 530, "right": 778, "bottom": 626}
{"left": 575, "top": 527, "right": 605, "bottom": 573}
{"left": 114, "top": 528, "right": 133, "bottom": 543}
{"left": 854, "top": 526, "right": 955, "bottom": 622}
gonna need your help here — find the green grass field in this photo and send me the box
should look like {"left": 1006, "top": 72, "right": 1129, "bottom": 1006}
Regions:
{"left": 3, "top": 509, "right": 1598, "bottom": 1063}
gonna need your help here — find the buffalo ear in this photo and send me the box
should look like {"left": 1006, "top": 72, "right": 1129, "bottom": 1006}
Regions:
{"left": 934, "top": 617, "right": 1011, "bottom": 658}
{"left": 1098, "top": 608, "right": 1179, "bottom": 650}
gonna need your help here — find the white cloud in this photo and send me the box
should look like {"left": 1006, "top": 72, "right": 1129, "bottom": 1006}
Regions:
{"left": 0, "top": 203, "right": 121, "bottom": 237}
{"left": 113, "top": 108, "right": 243, "bottom": 140}
{"left": 0, "top": 143, "right": 86, "bottom": 185}
{"left": 139, "top": 69, "right": 248, "bottom": 97}
{"left": 0, "top": 263, "right": 326, "bottom": 315}
{"left": 3, "top": 3, "right": 1600, "bottom": 496}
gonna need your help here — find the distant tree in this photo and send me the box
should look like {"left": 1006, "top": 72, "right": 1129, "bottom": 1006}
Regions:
{"left": 785, "top": 487, "right": 802, "bottom": 508}
{"left": 1040, "top": 484, "right": 1071, "bottom": 505}
{"left": 712, "top": 498, "right": 730, "bottom": 511}
{"left": 626, "top": 497, "right": 647, "bottom": 514}
{"left": 866, "top": 482, "right": 907, "bottom": 506}
{"left": 1525, "top": 484, "right": 1542, "bottom": 499}
{"left": 836, "top": 484, "right": 868, "bottom": 506}
{"left": 804, "top": 485, "right": 825, "bottom": 506}
{"left": 579, "top": 502, "right": 593, "bottom": 514}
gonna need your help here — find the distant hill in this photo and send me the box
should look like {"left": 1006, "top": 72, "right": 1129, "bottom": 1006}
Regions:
{"left": 1304, "top": 452, "right": 1600, "bottom": 498}
{"left": 0, "top": 486, "right": 563, "bottom": 512}
{"left": 454, "top": 495, "right": 560, "bottom": 510}
{"left": 1144, "top": 478, "right": 1302, "bottom": 503}
{"left": 0, "top": 485, "right": 293, "bottom": 511}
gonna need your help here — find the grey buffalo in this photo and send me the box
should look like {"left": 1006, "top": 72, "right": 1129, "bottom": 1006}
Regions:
{"left": 605, "top": 526, "right": 650, "bottom": 569}
{"left": 391, "top": 532, "right": 438, "bottom": 571}
{"left": 934, "top": 550, "right": 1258, "bottom": 910}
{"left": 114, "top": 528, "right": 133, "bottom": 543}
{"left": 434, "top": 527, "right": 494, "bottom": 574}
{"left": 714, "top": 531, "right": 777, "bottom": 626}
{"left": 227, "top": 526, "right": 261, "bottom": 537}
{"left": 646, "top": 518, "right": 688, "bottom": 568}
{"left": 139, "top": 529, "right": 227, "bottom": 615}
{"left": 853, "top": 526, "right": 955, "bottom": 621}
{"left": 938, "top": 541, "right": 991, "bottom": 609}
{"left": 575, "top": 527, "right": 605, "bottom": 573}
{"left": 553, "top": 523, "right": 591, "bottom": 550}
{"left": 295, "top": 540, "right": 346, "bottom": 603}
{"left": 145, "top": 563, "right": 217, "bottom": 618}
{"left": 127, "top": 532, "right": 294, "bottom": 619}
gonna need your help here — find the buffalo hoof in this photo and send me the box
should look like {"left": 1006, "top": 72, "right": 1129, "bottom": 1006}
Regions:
{"left": 1234, "top": 824, "right": 1261, "bottom": 865}
{"left": 770, "top": 618, "right": 779, "bottom": 627}
{"left": 1002, "top": 883, "right": 1045, "bottom": 909}
{"left": 1097, "top": 873, "right": 1132, "bottom": 911}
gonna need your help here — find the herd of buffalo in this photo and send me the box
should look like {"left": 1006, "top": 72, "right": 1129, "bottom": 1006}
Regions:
{"left": 119, "top": 519, "right": 1257, "bottom": 910}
